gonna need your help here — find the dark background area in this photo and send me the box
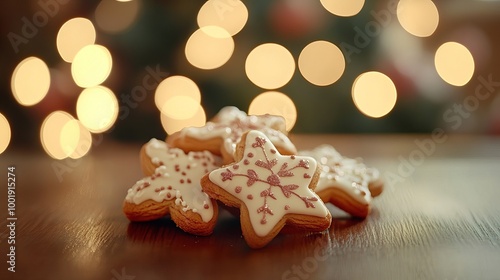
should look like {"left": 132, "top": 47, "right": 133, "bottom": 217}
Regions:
{"left": 1, "top": 0, "right": 500, "bottom": 152}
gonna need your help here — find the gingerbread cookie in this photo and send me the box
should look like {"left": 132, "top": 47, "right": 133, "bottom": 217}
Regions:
{"left": 201, "top": 130, "right": 331, "bottom": 248}
{"left": 299, "top": 145, "right": 384, "bottom": 218}
{"left": 139, "top": 138, "right": 222, "bottom": 176}
{"left": 167, "top": 106, "right": 297, "bottom": 164}
{"left": 123, "top": 141, "right": 222, "bottom": 236}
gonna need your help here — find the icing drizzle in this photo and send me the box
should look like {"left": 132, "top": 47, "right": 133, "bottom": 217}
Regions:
{"left": 209, "top": 130, "right": 328, "bottom": 237}
{"left": 126, "top": 139, "right": 222, "bottom": 222}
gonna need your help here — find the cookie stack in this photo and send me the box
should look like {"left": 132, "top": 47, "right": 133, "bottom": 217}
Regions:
{"left": 122, "top": 106, "right": 383, "bottom": 248}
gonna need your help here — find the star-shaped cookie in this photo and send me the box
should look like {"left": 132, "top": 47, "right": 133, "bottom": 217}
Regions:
{"left": 123, "top": 140, "right": 222, "bottom": 236}
{"left": 201, "top": 130, "right": 331, "bottom": 248}
{"left": 167, "top": 106, "right": 297, "bottom": 164}
{"left": 299, "top": 145, "right": 384, "bottom": 218}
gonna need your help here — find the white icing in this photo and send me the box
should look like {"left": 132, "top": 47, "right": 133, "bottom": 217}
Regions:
{"left": 212, "top": 106, "right": 248, "bottom": 122}
{"left": 152, "top": 157, "right": 161, "bottom": 165}
{"left": 299, "top": 145, "right": 380, "bottom": 204}
{"left": 213, "top": 106, "right": 287, "bottom": 132}
{"left": 208, "top": 130, "right": 329, "bottom": 237}
{"left": 180, "top": 106, "right": 295, "bottom": 160}
{"left": 126, "top": 139, "right": 222, "bottom": 222}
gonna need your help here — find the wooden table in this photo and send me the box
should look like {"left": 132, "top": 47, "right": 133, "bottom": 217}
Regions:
{"left": 1, "top": 134, "right": 500, "bottom": 280}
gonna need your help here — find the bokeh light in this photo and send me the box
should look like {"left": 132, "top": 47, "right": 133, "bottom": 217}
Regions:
{"left": 298, "top": 40, "right": 345, "bottom": 86}
{"left": 161, "top": 96, "right": 200, "bottom": 120}
{"left": 40, "top": 111, "right": 74, "bottom": 159}
{"left": 56, "top": 17, "right": 96, "bottom": 63}
{"left": 60, "top": 119, "right": 92, "bottom": 159}
{"left": 197, "top": 0, "right": 248, "bottom": 36}
{"left": 245, "top": 43, "right": 295, "bottom": 89}
{"left": 11, "top": 57, "right": 51, "bottom": 106}
{"left": 69, "top": 124, "right": 92, "bottom": 159}
{"left": 448, "top": 26, "right": 491, "bottom": 70}
{"left": 155, "top": 76, "right": 201, "bottom": 119}
{"left": 248, "top": 91, "right": 297, "bottom": 131}
{"left": 185, "top": 26, "right": 234, "bottom": 70}
{"left": 76, "top": 86, "right": 119, "bottom": 133}
{"left": 435, "top": 42, "right": 475, "bottom": 87}
{"left": 352, "top": 71, "right": 397, "bottom": 118}
{"left": 397, "top": 0, "right": 439, "bottom": 37}
{"left": 71, "top": 44, "right": 113, "bottom": 88}
{"left": 161, "top": 104, "right": 207, "bottom": 135}
{"left": 0, "top": 113, "right": 11, "bottom": 154}
{"left": 59, "top": 119, "right": 80, "bottom": 157}
{"left": 95, "top": 0, "right": 140, "bottom": 33}
{"left": 320, "top": 0, "right": 364, "bottom": 17}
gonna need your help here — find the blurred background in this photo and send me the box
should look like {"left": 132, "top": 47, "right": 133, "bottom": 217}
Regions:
{"left": 1, "top": 0, "right": 500, "bottom": 159}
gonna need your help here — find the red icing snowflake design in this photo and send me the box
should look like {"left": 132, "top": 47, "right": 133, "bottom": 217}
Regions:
{"left": 209, "top": 130, "right": 328, "bottom": 236}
